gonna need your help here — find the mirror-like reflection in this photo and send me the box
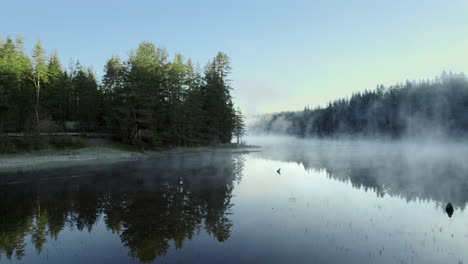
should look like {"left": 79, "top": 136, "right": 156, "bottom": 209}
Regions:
{"left": 250, "top": 136, "right": 468, "bottom": 210}
{"left": 2, "top": 138, "right": 468, "bottom": 263}
{"left": 0, "top": 152, "right": 244, "bottom": 263}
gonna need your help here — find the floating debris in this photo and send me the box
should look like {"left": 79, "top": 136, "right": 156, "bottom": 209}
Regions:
{"left": 446, "top": 203, "right": 454, "bottom": 218}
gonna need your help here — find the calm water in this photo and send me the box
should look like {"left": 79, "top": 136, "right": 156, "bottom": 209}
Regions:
{"left": 1, "top": 137, "right": 468, "bottom": 263}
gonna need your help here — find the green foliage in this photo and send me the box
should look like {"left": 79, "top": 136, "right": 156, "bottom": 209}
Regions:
{"left": 233, "top": 107, "right": 246, "bottom": 144}
{"left": 200, "top": 52, "right": 236, "bottom": 144}
{"left": 0, "top": 36, "right": 34, "bottom": 132}
{"left": 31, "top": 41, "right": 48, "bottom": 85}
{"left": 42, "top": 51, "right": 66, "bottom": 127}
{"left": 31, "top": 40, "right": 49, "bottom": 135}
{"left": 0, "top": 137, "right": 47, "bottom": 153}
{"left": 0, "top": 136, "right": 85, "bottom": 154}
{"left": 108, "top": 45, "right": 240, "bottom": 148}
{"left": 0, "top": 36, "right": 244, "bottom": 149}
{"left": 72, "top": 65, "right": 99, "bottom": 131}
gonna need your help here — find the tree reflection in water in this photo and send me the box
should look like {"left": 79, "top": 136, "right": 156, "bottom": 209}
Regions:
{"left": 0, "top": 151, "right": 245, "bottom": 262}
{"left": 253, "top": 139, "right": 468, "bottom": 210}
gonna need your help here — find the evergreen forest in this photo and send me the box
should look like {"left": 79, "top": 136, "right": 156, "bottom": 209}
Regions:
{"left": 250, "top": 72, "right": 468, "bottom": 139}
{"left": 0, "top": 36, "right": 245, "bottom": 148}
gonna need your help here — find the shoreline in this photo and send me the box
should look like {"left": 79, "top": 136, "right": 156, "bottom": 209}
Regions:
{"left": 0, "top": 144, "right": 260, "bottom": 172}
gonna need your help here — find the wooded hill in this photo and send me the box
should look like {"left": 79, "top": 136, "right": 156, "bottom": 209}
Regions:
{"left": 250, "top": 73, "right": 468, "bottom": 138}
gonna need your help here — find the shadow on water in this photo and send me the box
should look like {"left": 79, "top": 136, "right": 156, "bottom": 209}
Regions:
{"left": 0, "top": 152, "right": 245, "bottom": 263}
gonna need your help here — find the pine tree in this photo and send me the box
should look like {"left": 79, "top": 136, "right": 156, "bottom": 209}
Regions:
{"left": 202, "top": 52, "right": 235, "bottom": 144}
{"left": 72, "top": 65, "right": 98, "bottom": 131}
{"left": 102, "top": 55, "right": 124, "bottom": 131}
{"left": 124, "top": 42, "right": 167, "bottom": 146}
{"left": 43, "top": 51, "right": 66, "bottom": 129}
{"left": 0, "top": 36, "right": 33, "bottom": 132}
{"left": 31, "top": 40, "right": 48, "bottom": 135}
{"left": 233, "top": 107, "right": 246, "bottom": 144}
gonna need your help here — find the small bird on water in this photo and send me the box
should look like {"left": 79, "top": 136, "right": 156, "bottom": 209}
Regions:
{"left": 277, "top": 168, "right": 281, "bottom": 175}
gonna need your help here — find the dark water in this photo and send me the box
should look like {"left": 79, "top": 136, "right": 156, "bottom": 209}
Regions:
{"left": 1, "top": 138, "right": 468, "bottom": 263}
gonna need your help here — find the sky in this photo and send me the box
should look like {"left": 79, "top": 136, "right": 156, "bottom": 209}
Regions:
{"left": 2, "top": 0, "right": 468, "bottom": 115}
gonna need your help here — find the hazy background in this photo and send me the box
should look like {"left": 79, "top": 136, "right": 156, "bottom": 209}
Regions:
{"left": 2, "top": 0, "right": 468, "bottom": 114}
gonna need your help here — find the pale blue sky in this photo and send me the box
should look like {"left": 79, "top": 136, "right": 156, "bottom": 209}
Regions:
{"left": 2, "top": 0, "right": 468, "bottom": 114}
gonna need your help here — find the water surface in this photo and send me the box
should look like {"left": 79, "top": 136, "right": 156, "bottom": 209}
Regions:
{"left": 1, "top": 138, "right": 468, "bottom": 263}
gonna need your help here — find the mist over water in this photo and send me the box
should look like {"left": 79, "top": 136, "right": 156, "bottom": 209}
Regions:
{"left": 247, "top": 74, "right": 468, "bottom": 141}
{"left": 247, "top": 135, "right": 468, "bottom": 208}
{"left": 1, "top": 138, "right": 468, "bottom": 263}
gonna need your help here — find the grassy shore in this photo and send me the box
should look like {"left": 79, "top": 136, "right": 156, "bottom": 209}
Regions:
{"left": 0, "top": 137, "right": 258, "bottom": 171}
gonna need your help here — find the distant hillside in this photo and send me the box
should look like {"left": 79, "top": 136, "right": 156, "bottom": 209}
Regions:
{"left": 249, "top": 72, "right": 468, "bottom": 138}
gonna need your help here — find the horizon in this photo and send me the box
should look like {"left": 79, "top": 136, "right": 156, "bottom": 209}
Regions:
{"left": 3, "top": 0, "right": 468, "bottom": 115}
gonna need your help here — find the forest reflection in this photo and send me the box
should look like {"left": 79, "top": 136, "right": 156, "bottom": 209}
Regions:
{"left": 0, "top": 151, "right": 245, "bottom": 262}
{"left": 252, "top": 138, "right": 468, "bottom": 210}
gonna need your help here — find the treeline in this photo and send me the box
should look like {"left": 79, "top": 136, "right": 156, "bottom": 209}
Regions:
{"left": 0, "top": 36, "right": 245, "bottom": 147}
{"left": 250, "top": 72, "right": 468, "bottom": 138}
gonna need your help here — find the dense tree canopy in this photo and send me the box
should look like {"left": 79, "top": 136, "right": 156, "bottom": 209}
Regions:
{"left": 0, "top": 36, "right": 245, "bottom": 147}
{"left": 250, "top": 72, "right": 468, "bottom": 138}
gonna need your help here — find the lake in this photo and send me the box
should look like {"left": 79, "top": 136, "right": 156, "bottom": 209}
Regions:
{"left": 1, "top": 136, "right": 468, "bottom": 264}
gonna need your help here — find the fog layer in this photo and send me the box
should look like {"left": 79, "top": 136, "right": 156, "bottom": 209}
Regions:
{"left": 249, "top": 73, "right": 468, "bottom": 139}
{"left": 247, "top": 135, "right": 468, "bottom": 208}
